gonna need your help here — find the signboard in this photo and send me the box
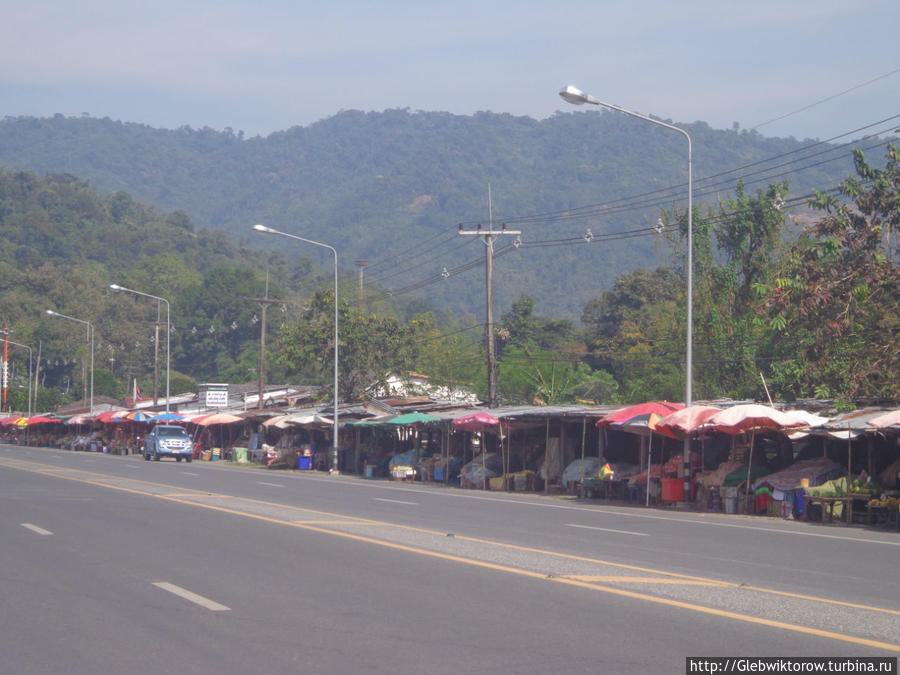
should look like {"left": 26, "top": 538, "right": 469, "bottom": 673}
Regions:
{"left": 199, "top": 383, "right": 229, "bottom": 408}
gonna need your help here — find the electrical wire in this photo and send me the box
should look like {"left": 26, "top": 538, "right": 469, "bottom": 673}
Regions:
{"left": 371, "top": 117, "right": 898, "bottom": 297}
{"left": 751, "top": 67, "right": 900, "bottom": 131}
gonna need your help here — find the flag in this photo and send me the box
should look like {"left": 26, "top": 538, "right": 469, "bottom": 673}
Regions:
{"left": 125, "top": 378, "right": 151, "bottom": 407}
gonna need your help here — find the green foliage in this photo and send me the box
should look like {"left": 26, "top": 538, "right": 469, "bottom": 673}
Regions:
{"left": 411, "top": 314, "right": 484, "bottom": 400}
{"left": 0, "top": 168, "right": 321, "bottom": 405}
{"left": 276, "top": 290, "right": 423, "bottom": 402}
{"left": 0, "top": 110, "right": 854, "bottom": 319}
{"left": 497, "top": 343, "right": 601, "bottom": 406}
{"left": 756, "top": 144, "right": 900, "bottom": 401}
{"left": 580, "top": 267, "right": 685, "bottom": 399}
{"left": 0, "top": 114, "right": 894, "bottom": 410}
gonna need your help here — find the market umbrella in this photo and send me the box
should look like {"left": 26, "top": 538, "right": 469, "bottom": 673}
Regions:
{"left": 125, "top": 410, "right": 153, "bottom": 422}
{"left": 869, "top": 409, "right": 900, "bottom": 429}
{"left": 150, "top": 412, "right": 185, "bottom": 423}
{"left": 453, "top": 411, "right": 503, "bottom": 489}
{"left": 0, "top": 416, "right": 25, "bottom": 426}
{"left": 95, "top": 410, "right": 129, "bottom": 424}
{"left": 25, "top": 415, "right": 63, "bottom": 426}
{"left": 452, "top": 410, "right": 501, "bottom": 431}
{"left": 384, "top": 412, "right": 438, "bottom": 425}
{"left": 706, "top": 404, "right": 809, "bottom": 435}
{"left": 66, "top": 415, "right": 92, "bottom": 426}
{"left": 194, "top": 412, "right": 244, "bottom": 426}
{"left": 596, "top": 401, "right": 684, "bottom": 427}
{"left": 654, "top": 405, "right": 722, "bottom": 438}
{"left": 706, "top": 404, "right": 807, "bottom": 512}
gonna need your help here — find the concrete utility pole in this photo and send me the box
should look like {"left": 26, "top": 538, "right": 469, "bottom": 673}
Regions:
{"left": 458, "top": 224, "right": 521, "bottom": 408}
{"left": 247, "top": 294, "right": 282, "bottom": 410}
{"left": 355, "top": 259, "right": 368, "bottom": 312}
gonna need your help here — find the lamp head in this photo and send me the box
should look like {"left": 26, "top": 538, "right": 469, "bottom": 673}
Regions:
{"left": 253, "top": 224, "right": 274, "bottom": 234}
{"left": 45, "top": 309, "right": 56, "bottom": 316}
{"left": 559, "top": 85, "right": 589, "bottom": 105}
{"left": 109, "top": 284, "right": 122, "bottom": 291}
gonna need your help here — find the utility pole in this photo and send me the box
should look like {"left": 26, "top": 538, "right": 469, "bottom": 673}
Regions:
{"left": 152, "top": 314, "right": 160, "bottom": 406}
{"left": 246, "top": 293, "right": 282, "bottom": 410}
{"left": 355, "top": 259, "right": 368, "bottom": 312}
{"left": 458, "top": 223, "right": 521, "bottom": 407}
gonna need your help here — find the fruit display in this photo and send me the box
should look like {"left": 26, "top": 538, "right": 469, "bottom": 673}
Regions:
{"left": 867, "top": 496, "right": 899, "bottom": 509}
{"left": 849, "top": 477, "right": 879, "bottom": 495}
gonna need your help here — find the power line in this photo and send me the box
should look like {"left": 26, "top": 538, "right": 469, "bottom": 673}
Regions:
{"left": 751, "top": 67, "right": 900, "bottom": 131}
{"left": 369, "top": 117, "right": 897, "bottom": 298}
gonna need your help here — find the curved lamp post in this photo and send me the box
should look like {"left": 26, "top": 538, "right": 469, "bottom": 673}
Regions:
{"left": 560, "top": 84, "right": 694, "bottom": 497}
{"left": 109, "top": 284, "right": 170, "bottom": 413}
{"left": 46, "top": 310, "right": 94, "bottom": 415}
{"left": 253, "top": 224, "right": 340, "bottom": 473}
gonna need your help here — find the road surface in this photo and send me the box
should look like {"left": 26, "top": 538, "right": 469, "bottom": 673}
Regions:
{"left": 1, "top": 444, "right": 897, "bottom": 674}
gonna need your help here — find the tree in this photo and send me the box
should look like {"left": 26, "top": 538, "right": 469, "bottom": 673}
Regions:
{"left": 276, "top": 290, "right": 423, "bottom": 402}
{"left": 581, "top": 267, "right": 684, "bottom": 400}
{"left": 497, "top": 344, "right": 599, "bottom": 405}
{"left": 758, "top": 144, "right": 900, "bottom": 402}
{"left": 411, "top": 314, "right": 483, "bottom": 401}
{"left": 498, "top": 295, "right": 574, "bottom": 354}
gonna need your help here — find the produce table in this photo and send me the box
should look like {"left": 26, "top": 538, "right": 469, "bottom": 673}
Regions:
{"left": 577, "top": 478, "right": 626, "bottom": 501}
{"left": 805, "top": 496, "right": 851, "bottom": 524}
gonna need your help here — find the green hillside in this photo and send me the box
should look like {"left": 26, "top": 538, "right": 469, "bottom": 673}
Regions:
{"left": 0, "top": 110, "right": 861, "bottom": 318}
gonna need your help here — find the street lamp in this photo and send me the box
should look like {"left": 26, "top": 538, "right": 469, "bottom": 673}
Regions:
{"left": 560, "top": 84, "right": 694, "bottom": 496}
{"left": 109, "top": 284, "right": 170, "bottom": 413}
{"left": 2, "top": 337, "right": 33, "bottom": 416}
{"left": 46, "top": 310, "right": 94, "bottom": 415}
{"left": 253, "top": 224, "right": 340, "bottom": 473}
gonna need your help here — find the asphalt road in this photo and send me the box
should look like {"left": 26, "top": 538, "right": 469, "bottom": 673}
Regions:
{"left": 1, "top": 444, "right": 898, "bottom": 675}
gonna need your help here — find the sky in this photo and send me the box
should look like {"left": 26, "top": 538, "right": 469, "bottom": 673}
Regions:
{"left": 2, "top": 1, "right": 899, "bottom": 141}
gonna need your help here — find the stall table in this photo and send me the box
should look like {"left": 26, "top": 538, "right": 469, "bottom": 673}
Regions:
{"left": 578, "top": 478, "right": 627, "bottom": 501}
{"left": 805, "top": 496, "right": 851, "bottom": 524}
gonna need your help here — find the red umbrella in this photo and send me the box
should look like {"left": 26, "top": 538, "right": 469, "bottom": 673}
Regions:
{"left": 95, "top": 410, "right": 129, "bottom": 424}
{"left": 596, "top": 401, "right": 684, "bottom": 427}
{"left": 654, "top": 405, "right": 722, "bottom": 438}
{"left": 452, "top": 411, "right": 501, "bottom": 431}
{"left": 0, "top": 416, "right": 25, "bottom": 426}
{"left": 25, "top": 415, "right": 63, "bottom": 426}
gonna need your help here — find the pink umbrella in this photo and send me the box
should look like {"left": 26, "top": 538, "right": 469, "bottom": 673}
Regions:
{"left": 452, "top": 411, "right": 501, "bottom": 431}
{"left": 869, "top": 409, "right": 900, "bottom": 429}
{"left": 706, "top": 404, "right": 808, "bottom": 435}
{"left": 707, "top": 404, "right": 807, "bottom": 513}
{"left": 596, "top": 401, "right": 684, "bottom": 427}
{"left": 654, "top": 405, "right": 722, "bottom": 438}
{"left": 452, "top": 411, "right": 503, "bottom": 490}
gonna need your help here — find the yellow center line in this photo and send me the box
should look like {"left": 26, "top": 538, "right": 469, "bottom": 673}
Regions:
{"left": 565, "top": 576, "right": 729, "bottom": 586}
{"left": 3, "top": 457, "right": 899, "bottom": 652}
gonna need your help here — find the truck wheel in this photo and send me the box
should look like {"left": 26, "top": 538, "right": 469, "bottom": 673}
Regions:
{"left": 153, "top": 452, "right": 161, "bottom": 461}
{"left": 176, "top": 456, "right": 182, "bottom": 462}
{"left": 185, "top": 457, "right": 192, "bottom": 463}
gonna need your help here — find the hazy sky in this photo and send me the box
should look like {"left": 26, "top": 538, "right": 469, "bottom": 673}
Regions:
{"left": 2, "top": 1, "right": 898, "bottom": 141}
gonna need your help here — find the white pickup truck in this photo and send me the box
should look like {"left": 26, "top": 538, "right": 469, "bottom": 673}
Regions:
{"left": 143, "top": 424, "right": 193, "bottom": 462}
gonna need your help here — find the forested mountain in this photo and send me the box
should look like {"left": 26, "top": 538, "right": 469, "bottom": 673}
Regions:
{"left": 1, "top": 111, "right": 895, "bottom": 409}
{"left": 0, "top": 110, "right": 864, "bottom": 318}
